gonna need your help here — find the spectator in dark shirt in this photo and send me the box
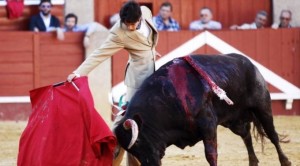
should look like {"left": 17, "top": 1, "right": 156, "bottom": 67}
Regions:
{"left": 29, "top": 0, "right": 61, "bottom": 32}
{"left": 153, "top": 2, "right": 180, "bottom": 31}
{"left": 29, "top": 0, "right": 63, "bottom": 40}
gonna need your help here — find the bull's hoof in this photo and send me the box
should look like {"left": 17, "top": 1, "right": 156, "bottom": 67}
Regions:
{"left": 281, "top": 160, "right": 292, "bottom": 166}
{"left": 249, "top": 162, "right": 258, "bottom": 166}
{"left": 249, "top": 156, "right": 259, "bottom": 166}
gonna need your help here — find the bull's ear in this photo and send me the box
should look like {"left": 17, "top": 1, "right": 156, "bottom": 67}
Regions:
{"left": 133, "top": 114, "right": 143, "bottom": 130}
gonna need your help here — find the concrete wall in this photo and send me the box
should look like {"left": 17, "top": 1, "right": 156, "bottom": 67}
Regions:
{"left": 273, "top": 0, "right": 300, "bottom": 27}
{"left": 64, "top": 0, "right": 94, "bottom": 24}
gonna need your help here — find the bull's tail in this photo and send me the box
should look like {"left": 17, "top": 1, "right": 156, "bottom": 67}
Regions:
{"left": 252, "top": 115, "right": 267, "bottom": 152}
{"left": 252, "top": 115, "right": 290, "bottom": 153}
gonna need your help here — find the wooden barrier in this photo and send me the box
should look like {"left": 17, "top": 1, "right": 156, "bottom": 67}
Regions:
{"left": 0, "top": 32, "right": 84, "bottom": 120}
{"left": 0, "top": 32, "right": 84, "bottom": 96}
{"left": 0, "top": 29, "right": 299, "bottom": 120}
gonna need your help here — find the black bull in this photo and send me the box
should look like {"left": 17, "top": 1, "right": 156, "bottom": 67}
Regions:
{"left": 114, "top": 53, "right": 291, "bottom": 166}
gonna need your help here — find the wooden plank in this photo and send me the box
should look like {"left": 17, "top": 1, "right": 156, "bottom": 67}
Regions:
{"left": 241, "top": 0, "right": 254, "bottom": 23}
{"left": 232, "top": 30, "right": 257, "bottom": 58}
{"left": 0, "top": 85, "right": 33, "bottom": 95}
{"left": 166, "top": 31, "right": 195, "bottom": 54}
{"left": 217, "top": 0, "right": 230, "bottom": 29}
{"left": 228, "top": 0, "right": 242, "bottom": 26}
{"left": 281, "top": 29, "right": 297, "bottom": 84}
{"left": 40, "top": 66, "right": 76, "bottom": 78}
{"left": 268, "top": 28, "right": 283, "bottom": 78}
{"left": 0, "top": 52, "right": 32, "bottom": 63}
{"left": 294, "top": 29, "right": 300, "bottom": 86}
{"left": 255, "top": 29, "right": 270, "bottom": 67}
{"left": 111, "top": 49, "right": 128, "bottom": 86}
{"left": 0, "top": 63, "right": 33, "bottom": 74}
{"left": 33, "top": 33, "right": 40, "bottom": 88}
{"left": 40, "top": 58, "right": 82, "bottom": 68}
{"left": 178, "top": 0, "right": 194, "bottom": 29}
{"left": 40, "top": 44, "right": 83, "bottom": 56}
{"left": 0, "top": 74, "right": 33, "bottom": 86}
{"left": 156, "top": 31, "right": 169, "bottom": 55}
{"left": 39, "top": 32, "right": 84, "bottom": 44}
{"left": 0, "top": 32, "right": 33, "bottom": 51}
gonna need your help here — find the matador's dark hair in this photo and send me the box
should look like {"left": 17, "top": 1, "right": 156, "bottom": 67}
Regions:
{"left": 119, "top": 1, "right": 142, "bottom": 23}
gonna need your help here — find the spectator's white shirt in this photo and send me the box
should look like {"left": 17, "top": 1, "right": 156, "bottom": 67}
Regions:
{"left": 189, "top": 20, "right": 222, "bottom": 30}
{"left": 40, "top": 12, "right": 53, "bottom": 31}
{"left": 238, "top": 22, "right": 257, "bottom": 29}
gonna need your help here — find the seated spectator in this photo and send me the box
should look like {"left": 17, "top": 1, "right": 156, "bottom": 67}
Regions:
{"left": 29, "top": 0, "right": 60, "bottom": 32}
{"left": 63, "top": 13, "right": 108, "bottom": 48}
{"left": 272, "top": 9, "right": 292, "bottom": 29}
{"left": 153, "top": 2, "right": 180, "bottom": 31}
{"left": 29, "top": 0, "right": 63, "bottom": 40}
{"left": 189, "top": 7, "right": 222, "bottom": 30}
{"left": 230, "top": 10, "right": 268, "bottom": 30}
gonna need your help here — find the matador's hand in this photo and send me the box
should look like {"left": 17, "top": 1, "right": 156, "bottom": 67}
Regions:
{"left": 67, "top": 73, "right": 80, "bottom": 82}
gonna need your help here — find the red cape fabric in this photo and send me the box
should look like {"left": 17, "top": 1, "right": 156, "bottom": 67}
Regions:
{"left": 6, "top": 0, "right": 24, "bottom": 19}
{"left": 17, "top": 77, "right": 117, "bottom": 166}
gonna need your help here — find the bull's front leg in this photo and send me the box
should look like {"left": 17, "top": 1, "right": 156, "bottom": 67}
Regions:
{"left": 203, "top": 137, "right": 218, "bottom": 166}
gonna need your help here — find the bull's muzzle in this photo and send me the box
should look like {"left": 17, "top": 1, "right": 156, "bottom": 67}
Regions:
{"left": 123, "top": 119, "right": 139, "bottom": 149}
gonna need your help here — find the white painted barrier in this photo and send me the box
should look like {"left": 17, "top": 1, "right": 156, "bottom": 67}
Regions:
{"left": 0, "top": 96, "right": 30, "bottom": 103}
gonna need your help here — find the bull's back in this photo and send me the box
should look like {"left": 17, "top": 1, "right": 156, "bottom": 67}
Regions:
{"left": 156, "top": 54, "right": 268, "bottom": 110}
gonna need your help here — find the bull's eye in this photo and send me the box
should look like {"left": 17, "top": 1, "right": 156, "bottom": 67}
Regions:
{"left": 134, "top": 139, "right": 140, "bottom": 145}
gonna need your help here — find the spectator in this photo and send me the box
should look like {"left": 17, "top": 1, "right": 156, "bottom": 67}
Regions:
{"left": 230, "top": 10, "right": 268, "bottom": 30}
{"left": 153, "top": 2, "right": 180, "bottom": 31}
{"left": 29, "top": 0, "right": 63, "bottom": 40}
{"left": 189, "top": 7, "right": 222, "bottom": 30}
{"left": 63, "top": 13, "right": 108, "bottom": 47}
{"left": 29, "top": 0, "right": 60, "bottom": 32}
{"left": 272, "top": 9, "right": 292, "bottom": 29}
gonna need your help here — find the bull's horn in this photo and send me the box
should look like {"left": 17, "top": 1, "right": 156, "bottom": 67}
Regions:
{"left": 123, "top": 119, "right": 139, "bottom": 149}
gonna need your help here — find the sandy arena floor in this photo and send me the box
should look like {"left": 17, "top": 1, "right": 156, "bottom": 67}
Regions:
{"left": 0, "top": 116, "right": 299, "bottom": 166}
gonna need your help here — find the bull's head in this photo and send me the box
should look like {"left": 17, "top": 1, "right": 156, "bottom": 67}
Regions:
{"left": 115, "top": 115, "right": 163, "bottom": 166}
